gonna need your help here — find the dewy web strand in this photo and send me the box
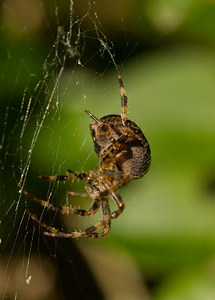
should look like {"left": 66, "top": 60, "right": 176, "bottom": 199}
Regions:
{"left": 1, "top": 1, "right": 126, "bottom": 298}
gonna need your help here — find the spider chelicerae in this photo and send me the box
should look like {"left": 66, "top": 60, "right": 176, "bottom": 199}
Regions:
{"left": 23, "top": 74, "right": 151, "bottom": 239}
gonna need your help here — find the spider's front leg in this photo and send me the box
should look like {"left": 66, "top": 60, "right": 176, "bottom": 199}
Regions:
{"left": 38, "top": 169, "right": 96, "bottom": 184}
{"left": 99, "top": 131, "right": 129, "bottom": 163}
{"left": 118, "top": 73, "right": 127, "bottom": 125}
{"left": 43, "top": 198, "right": 112, "bottom": 239}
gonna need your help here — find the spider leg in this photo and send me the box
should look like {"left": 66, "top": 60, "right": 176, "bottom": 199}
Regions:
{"left": 38, "top": 170, "right": 96, "bottom": 184}
{"left": 23, "top": 190, "right": 100, "bottom": 216}
{"left": 26, "top": 189, "right": 124, "bottom": 239}
{"left": 26, "top": 210, "right": 59, "bottom": 235}
{"left": 101, "top": 169, "right": 125, "bottom": 179}
{"left": 64, "top": 191, "right": 124, "bottom": 239}
{"left": 42, "top": 198, "right": 111, "bottom": 239}
{"left": 118, "top": 74, "right": 127, "bottom": 125}
{"left": 85, "top": 110, "right": 103, "bottom": 125}
{"left": 88, "top": 198, "right": 111, "bottom": 238}
{"left": 66, "top": 183, "right": 93, "bottom": 197}
{"left": 86, "top": 110, "right": 118, "bottom": 147}
{"left": 100, "top": 132, "right": 128, "bottom": 162}
{"left": 98, "top": 175, "right": 130, "bottom": 198}
{"left": 66, "top": 191, "right": 89, "bottom": 197}
{"left": 109, "top": 191, "right": 125, "bottom": 219}
{"left": 67, "top": 170, "right": 96, "bottom": 184}
{"left": 27, "top": 209, "right": 104, "bottom": 239}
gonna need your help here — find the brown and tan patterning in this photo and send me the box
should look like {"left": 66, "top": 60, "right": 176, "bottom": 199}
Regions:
{"left": 23, "top": 74, "right": 151, "bottom": 239}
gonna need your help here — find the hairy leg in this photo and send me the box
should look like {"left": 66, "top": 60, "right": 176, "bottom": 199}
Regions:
{"left": 118, "top": 74, "right": 127, "bottom": 125}
{"left": 28, "top": 192, "right": 124, "bottom": 239}
{"left": 23, "top": 190, "right": 100, "bottom": 216}
{"left": 38, "top": 169, "right": 96, "bottom": 184}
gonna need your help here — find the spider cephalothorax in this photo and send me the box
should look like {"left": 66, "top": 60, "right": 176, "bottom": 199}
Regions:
{"left": 24, "top": 74, "right": 151, "bottom": 239}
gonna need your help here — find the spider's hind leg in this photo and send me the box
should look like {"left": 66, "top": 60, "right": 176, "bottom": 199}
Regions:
{"left": 80, "top": 191, "right": 125, "bottom": 239}
{"left": 23, "top": 190, "right": 101, "bottom": 217}
{"left": 88, "top": 198, "right": 111, "bottom": 238}
{"left": 34, "top": 190, "right": 124, "bottom": 239}
{"left": 26, "top": 210, "right": 59, "bottom": 235}
{"left": 42, "top": 198, "right": 111, "bottom": 239}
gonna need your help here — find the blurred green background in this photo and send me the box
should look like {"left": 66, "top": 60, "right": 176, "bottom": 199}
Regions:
{"left": 1, "top": 0, "right": 215, "bottom": 299}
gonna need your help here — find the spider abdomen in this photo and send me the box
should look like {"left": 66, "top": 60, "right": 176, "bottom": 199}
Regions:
{"left": 90, "top": 115, "right": 151, "bottom": 180}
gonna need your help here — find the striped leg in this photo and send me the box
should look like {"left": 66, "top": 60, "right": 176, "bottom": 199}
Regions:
{"left": 85, "top": 110, "right": 117, "bottom": 146}
{"left": 110, "top": 191, "right": 125, "bottom": 219}
{"left": 38, "top": 169, "right": 96, "bottom": 184}
{"left": 74, "top": 191, "right": 124, "bottom": 239}
{"left": 42, "top": 198, "right": 111, "bottom": 239}
{"left": 58, "top": 191, "right": 124, "bottom": 239}
{"left": 118, "top": 74, "right": 127, "bottom": 125}
{"left": 98, "top": 174, "right": 130, "bottom": 198}
{"left": 88, "top": 198, "right": 111, "bottom": 239}
{"left": 30, "top": 192, "right": 124, "bottom": 239}
{"left": 23, "top": 190, "right": 100, "bottom": 216}
{"left": 100, "top": 132, "right": 128, "bottom": 162}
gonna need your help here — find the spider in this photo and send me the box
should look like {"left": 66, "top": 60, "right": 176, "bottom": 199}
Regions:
{"left": 23, "top": 74, "right": 151, "bottom": 239}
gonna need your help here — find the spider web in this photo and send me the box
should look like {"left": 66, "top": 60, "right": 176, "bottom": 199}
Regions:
{"left": 0, "top": 1, "right": 140, "bottom": 299}
{"left": 1, "top": 2, "right": 215, "bottom": 299}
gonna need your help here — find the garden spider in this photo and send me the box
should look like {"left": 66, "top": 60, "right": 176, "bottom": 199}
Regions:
{"left": 24, "top": 74, "right": 151, "bottom": 239}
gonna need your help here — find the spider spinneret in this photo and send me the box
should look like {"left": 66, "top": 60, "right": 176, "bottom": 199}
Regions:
{"left": 24, "top": 74, "right": 151, "bottom": 239}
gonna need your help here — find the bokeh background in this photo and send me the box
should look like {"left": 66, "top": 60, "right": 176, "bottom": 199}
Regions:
{"left": 1, "top": 0, "right": 215, "bottom": 299}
